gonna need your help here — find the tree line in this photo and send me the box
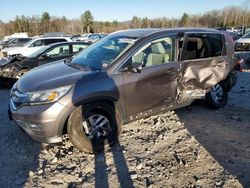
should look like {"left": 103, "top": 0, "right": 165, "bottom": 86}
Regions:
{"left": 0, "top": 3, "right": 250, "bottom": 38}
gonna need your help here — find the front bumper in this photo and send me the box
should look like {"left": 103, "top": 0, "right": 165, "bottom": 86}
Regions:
{"left": 9, "top": 99, "right": 69, "bottom": 143}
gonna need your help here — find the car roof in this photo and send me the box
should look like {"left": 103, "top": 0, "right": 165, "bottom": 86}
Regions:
{"left": 46, "top": 41, "right": 90, "bottom": 48}
{"left": 109, "top": 28, "right": 220, "bottom": 38}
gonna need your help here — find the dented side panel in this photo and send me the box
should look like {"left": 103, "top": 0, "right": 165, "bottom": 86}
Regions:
{"left": 180, "top": 57, "right": 230, "bottom": 90}
{"left": 177, "top": 32, "right": 232, "bottom": 102}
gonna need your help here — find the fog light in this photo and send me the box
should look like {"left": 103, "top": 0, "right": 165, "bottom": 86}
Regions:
{"left": 28, "top": 123, "right": 42, "bottom": 132}
{"left": 16, "top": 120, "right": 29, "bottom": 129}
{"left": 16, "top": 120, "right": 42, "bottom": 132}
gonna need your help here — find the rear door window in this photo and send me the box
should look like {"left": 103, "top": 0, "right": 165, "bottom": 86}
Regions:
{"left": 72, "top": 44, "right": 89, "bottom": 53}
{"left": 44, "top": 45, "right": 70, "bottom": 57}
{"left": 181, "top": 33, "right": 223, "bottom": 61}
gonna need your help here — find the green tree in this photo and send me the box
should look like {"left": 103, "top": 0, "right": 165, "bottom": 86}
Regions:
{"left": 142, "top": 17, "right": 149, "bottom": 28}
{"left": 14, "top": 16, "right": 22, "bottom": 32}
{"left": 131, "top": 16, "right": 140, "bottom": 28}
{"left": 80, "top": 10, "right": 94, "bottom": 33}
{"left": 41, "top": 12, "right": 50, "bottom": 32}
{"left": 41, "top": 12, "right": 50, "bottom": 22}
{"left": 180, "top": 13, "right": 189, "bottom": 26}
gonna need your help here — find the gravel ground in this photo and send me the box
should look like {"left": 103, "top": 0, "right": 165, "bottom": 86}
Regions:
{"left": 0, "top": 72, "right": 249, "bottom": 188}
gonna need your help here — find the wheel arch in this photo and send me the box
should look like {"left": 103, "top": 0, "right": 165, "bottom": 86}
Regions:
{"left": 58, "top": 97, "right": 126, "bottom": 136}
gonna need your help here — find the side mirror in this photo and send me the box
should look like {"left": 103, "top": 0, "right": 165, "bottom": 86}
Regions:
{"left": 40, "top": 54, "right": 49, "bottom": 60}
{"left": 130, "top": 62, "right": 142, "bottom": 73}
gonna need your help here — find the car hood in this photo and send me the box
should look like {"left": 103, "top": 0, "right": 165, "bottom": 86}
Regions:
{"left": 0, "top": 56, "right": 29, "bottom": 68}
{"left": 17, "top": 60, "right": 98, "bottom": 93}
{"left": 0, "top": 59, "right": 9, "bottom": 67}
{"left": 237, "top": 38, "right": 250, "bottom": 43}
{"left": 2, "top": 46, "right": 21, "bottom": 53}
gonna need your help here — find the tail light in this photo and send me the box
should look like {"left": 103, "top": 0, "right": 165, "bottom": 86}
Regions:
{"left": 234, "top": 57, "right": 244, "bottom": 72}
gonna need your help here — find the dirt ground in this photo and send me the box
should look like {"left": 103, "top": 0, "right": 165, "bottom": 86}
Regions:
{"left": 0, "top": 71, "right": 249, "bottom": 188}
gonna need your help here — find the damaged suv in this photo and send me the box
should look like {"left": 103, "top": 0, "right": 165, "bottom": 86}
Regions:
{"left": 9, "top": 28, "right": 238, "bottom": 153}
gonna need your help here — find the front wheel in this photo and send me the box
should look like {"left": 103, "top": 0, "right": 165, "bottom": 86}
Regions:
{"left": 14, "top": 69, "right": 28, "bottom": 80}
{"left": 67, "top": 102, "right": 122, "bottom": 153}
{"left": 205, "top": 82, "right": 228, "bottom": 109}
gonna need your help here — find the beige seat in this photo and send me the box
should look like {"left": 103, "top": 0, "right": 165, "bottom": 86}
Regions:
{"left": 145, "top": 42, "right": 170, "bottom": 67}
{"left": 132, "top": 51, "right": 146, "bottom": 64}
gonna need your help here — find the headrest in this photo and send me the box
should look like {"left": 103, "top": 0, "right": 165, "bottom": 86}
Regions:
{"left": 151, "top": 43, "right": 165, "bottom": 54}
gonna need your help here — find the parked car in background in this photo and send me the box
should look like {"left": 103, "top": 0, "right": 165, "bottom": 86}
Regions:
{"left": 70, "top": 35, "right": 82, "bottom": 41}
{"left": 2, "top": 37, "right": 72, "bottom": 57}
{"left": 0, "top": 38, "right": 32, "bottom": 50}
{"left": 3, "top": 32, "right": 29, "bottom": 42}
{"left": 220, "top": 31, "right": 240, "bottom": 41}
{"left": 77, "top": 33, "right": 105, "bottom": 43}
{"left": 9, "top": 28, "right": 239, "bottom": 153}
{"left": 0, "top": 41, "right": 89, "bottom": 83}
{"left": 235, "top": 32, "right": 250, "bottom": 51}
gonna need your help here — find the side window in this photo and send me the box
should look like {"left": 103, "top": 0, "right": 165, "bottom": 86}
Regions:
{"left": 72, "top": 44, "right": 88, "bottom": 53}
{"left": 131, "top": 36, "right": 175, "bottom": 68}
{"left": 44, "top": 45, "right": 70, "bottom": 57}
{"left": 19, "top": 38, "right": 28, "bottom": 43}
{"left": 29, "top": 40, "right": 45, "bottom": 47}
{"left": 54, "top": 39, "right": 67, "bottom": 43}
{"left": 45, "top": 39, "right": 55, "bottom": 45}
{"left": 182, "top": 33, "right": 223, "bottom": 60}
{"left": 89, "top": 34, "right": 100, "bottom": 40}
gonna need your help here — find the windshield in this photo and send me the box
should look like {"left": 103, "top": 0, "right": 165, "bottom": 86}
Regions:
{"left": 242, "top": 32, "right": 250, "bottom": 38}
{"left": 26, "top": 46, "right": 50, "bottom": 58}
{"left": 70, "top": 36, "right": 137, "bottom": 71}
{"left": 7, "top": 38, "right": 16, "bottom": 44}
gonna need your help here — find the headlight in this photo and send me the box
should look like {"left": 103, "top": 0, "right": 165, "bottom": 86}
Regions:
{"left": 24, "top": 85, "right": 71, "bottom": 105}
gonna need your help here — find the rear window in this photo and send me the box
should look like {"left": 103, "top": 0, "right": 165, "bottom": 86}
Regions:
{"left": 182, "top": 33, "right": 223, "bottom": 60}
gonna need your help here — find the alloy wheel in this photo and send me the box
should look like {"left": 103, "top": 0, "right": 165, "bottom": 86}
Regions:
{"left": 82, "top": 114, "right": 112, "bottom": 140}
{"left": 210, "top": 84, "right": 224, "bottom": 105}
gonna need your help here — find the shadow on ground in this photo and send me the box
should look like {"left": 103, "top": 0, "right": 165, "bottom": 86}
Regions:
{"left": 0, "top": 88, "right": 41, "bottom": 187}
{"left": 94, "top": 141, "right": 134, "bottom": 188}
{"left": 175, "top": 72, "right": 250, "bottom": 187}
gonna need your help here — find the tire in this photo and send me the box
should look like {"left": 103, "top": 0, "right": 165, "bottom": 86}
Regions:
{"left": 67, "top": 102, "right": 122, "bottom": 153}
{"left": 14, "top": 69, "right": 28, "bottom": 80}
{"left": 205, "top": 82, "right": 228, "bottom": 109}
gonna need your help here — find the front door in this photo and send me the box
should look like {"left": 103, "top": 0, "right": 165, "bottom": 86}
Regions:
{"left": 122, "top": 35, "right": 181, "bottom": 117}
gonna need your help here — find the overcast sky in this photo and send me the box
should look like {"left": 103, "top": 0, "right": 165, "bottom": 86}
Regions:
{"left": 0, "top": 0, "right": 245, "bottom": 22}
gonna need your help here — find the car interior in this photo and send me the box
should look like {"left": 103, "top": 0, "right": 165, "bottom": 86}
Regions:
{"left": 132, "top": 37, "right": 173, "bottom": 68}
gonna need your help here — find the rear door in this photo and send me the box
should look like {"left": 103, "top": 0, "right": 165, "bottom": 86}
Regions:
{"left": 122, "top": 35, "right": 181, "bottom": 117}
{"left": 179, "top": 32, "right": 230, "bottom": 92}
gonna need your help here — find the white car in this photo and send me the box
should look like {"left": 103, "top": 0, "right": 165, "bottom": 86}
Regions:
{"left": 3, "top": 37, "right": 72, "bottom": 57}
{"left": 77, "top": 33, "right": 103, "bottom": 44}
{"left": 235, "top": 32, "right": 250, "bottom": 51}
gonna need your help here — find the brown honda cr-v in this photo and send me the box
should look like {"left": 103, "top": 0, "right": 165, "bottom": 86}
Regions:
{"left": 9, "top": 28, "right": 238, "bottom": 152}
